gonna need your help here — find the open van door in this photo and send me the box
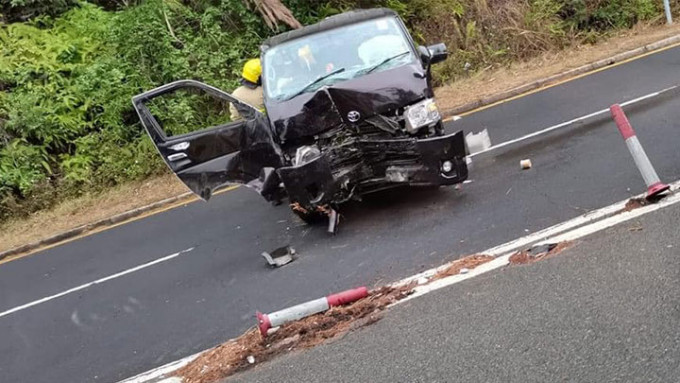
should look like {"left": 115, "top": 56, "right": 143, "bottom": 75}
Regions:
{"left": 132, "top": 80, "right": 284, "bottom": 201}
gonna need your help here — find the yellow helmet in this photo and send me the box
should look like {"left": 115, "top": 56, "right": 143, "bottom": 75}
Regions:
{"left": 242, "top": 58, "right": 262, "bottom": 84}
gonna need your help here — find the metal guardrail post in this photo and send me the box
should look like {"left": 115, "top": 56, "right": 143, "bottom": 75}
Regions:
{"left": 663, "top": 0, "right": 673, "bottom": 24}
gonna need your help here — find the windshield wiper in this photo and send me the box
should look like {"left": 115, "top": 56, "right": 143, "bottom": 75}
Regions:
{"left": 284, "top": 67, "right": 346, "bottom": 101}
{"left": 360, "top": 51, "right": 410, "bottom": 75}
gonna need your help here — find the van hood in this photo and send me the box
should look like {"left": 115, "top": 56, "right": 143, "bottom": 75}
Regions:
{"left": 265, "top": 63, "right": 432, "bottom": 143}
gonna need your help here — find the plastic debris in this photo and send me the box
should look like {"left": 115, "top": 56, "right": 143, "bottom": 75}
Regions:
{"left": 459, "top": 268, "right": 470, "bottom": 274}
{"left": 261, "top": 246, "right": 296, "bottom": 268}
{"left": 247, "top": 355, "right": 255, "bottom": 364}
{"left": 520, "top": 159, "right": 532, "bottom": 169}
{"left": 528, "top": 243, "right": 558, "bottom": 259}
{"left": 465, "top": 129, "right": 491, "bottom": 154}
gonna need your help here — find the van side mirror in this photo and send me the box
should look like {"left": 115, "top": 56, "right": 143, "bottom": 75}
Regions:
{"left": 418, "top": 43, "right": 448, "bottom": 66}
{"left": 427, "top": 43, "right": 448, "bottom": 65}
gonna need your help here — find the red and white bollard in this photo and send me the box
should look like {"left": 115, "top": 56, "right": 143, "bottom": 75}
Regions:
{"left": 610, "top": 104, "right": 670, "bottom": 199}
{"left": 256, "top": 286, "right": 368, "bottom": 337}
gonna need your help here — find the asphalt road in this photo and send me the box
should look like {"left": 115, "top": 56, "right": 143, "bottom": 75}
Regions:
{"left": 232, "top": 194, "right": 680, "bottom": 383}
{"left": 1, "top": 45, "right": 679, "bottom": 383}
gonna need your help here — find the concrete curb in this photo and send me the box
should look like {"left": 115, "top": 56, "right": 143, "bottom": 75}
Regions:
{"left": 441, "top": 33, "right": 680, "bottom": 117}
{"left": 3, "top": 34, "right": 680, "bottom": 262}
{"left": 0, "top": 192, "right": 194, "bottom": 261}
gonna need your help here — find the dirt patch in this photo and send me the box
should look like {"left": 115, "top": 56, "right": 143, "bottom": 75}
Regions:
{"left": 435, "top": 23, "right": 680, "bottom": 112}
{"left": 176, "top": 285, "right": 414, "bottom": 383}
{"left": 0, "top": 174, "right": 189, "bottom": 254}
{"left": 623, "top": 197, "right": 650, "bottom": 212}
{"left": 508, "top": 241, "right": 573, "bottom": 265}
{"left": 431, "top": 254, "right": 495, "bottom": 281}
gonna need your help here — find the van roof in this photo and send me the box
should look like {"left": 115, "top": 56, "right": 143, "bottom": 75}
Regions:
{"left": 262, "top": 8, "right": 398, "bottom": 50}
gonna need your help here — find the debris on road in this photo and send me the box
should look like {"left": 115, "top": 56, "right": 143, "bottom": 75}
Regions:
{"left": 509, "top": 241, "right": 573, "bottom": 265}
{"left": 257, "top": 287, "right": 369, "bottom": 337}
{"left": 326, "top": 207, "right": 339, "bottom": 234}
{"left": 628, "top": 224, "right": 643, "bottom": 232}
{"left": 261, "top": 246, "right": 296, "bottom": 268}
{"left": 246, "top": 355, "right": 255, "bottom": 364}
{"left": 175, "top": 285, "right": 414, "bottom": 383}
{"left": 619, "top": 193, "right": 670, "bottom": 214}
{"left": 465, "top": 129, "right": 491, "bottom": 154}
{"left": 623, "top": 197, "right": 649, "bottom": 212}
{"left": 520, "top": 159, "right": 532, "bottom": 169}
{"left": 431, "top": 254, "right": 495, "bottom": 281}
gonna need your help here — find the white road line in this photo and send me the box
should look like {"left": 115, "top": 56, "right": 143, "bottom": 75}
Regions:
{"left": 121, "top": 184, "right": 680, "bottom": 383}
{"left": 468, "top": 85, "right": 678, "bottom": 158}
{"left": 396, "top": 184, "right": 680, "bottom": 302}
{"left": 0, "top": 247, "right": 194, "bottom": 319}
{"left": 118, "top": 353, "right": 201, "bottom": 383}
{"left": 388, "top": 182, "right": 679, "bottom": 286}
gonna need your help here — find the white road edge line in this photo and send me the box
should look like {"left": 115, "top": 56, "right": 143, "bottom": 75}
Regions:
{"left": 396, "top": 183, "right": 680, "bottom": 303}
{"left": 468, "top": 85, "right": 678, "bottom": 158}
{"left": 0, "top": 247, "right": 194, "bottom": 319}
{"left": 120, "top": 182, "right": 680, "bottom": 383}
{"left": 119, "top": 353, "right": 201, "bottom": 383}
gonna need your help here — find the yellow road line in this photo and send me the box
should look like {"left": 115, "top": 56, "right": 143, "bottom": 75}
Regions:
{"left": 5, "top": 40, "right": 680, "bottom": 264}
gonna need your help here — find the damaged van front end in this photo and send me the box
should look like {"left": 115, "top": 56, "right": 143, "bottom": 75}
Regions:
{"left": 271, "top": 73, "right": 469, "bottom": 217}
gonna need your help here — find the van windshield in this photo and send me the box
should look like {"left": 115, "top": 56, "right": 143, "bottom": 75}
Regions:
{"left": 263, "top": 17, "right": 415, "bottom": 101}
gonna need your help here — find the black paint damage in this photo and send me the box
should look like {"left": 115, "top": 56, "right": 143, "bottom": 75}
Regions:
{"left": 266, "top": 63, "right": 431, "bottom": 143}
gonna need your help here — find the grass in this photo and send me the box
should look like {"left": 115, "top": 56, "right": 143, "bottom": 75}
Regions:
{"left": 0, "top": 173, "right": 188, "bottom": 253}
{"left": 1, "top": 22, "right": 680, "bottom": 255}
{"left": 435, "top": 22, "right": 680, "bottom": 111}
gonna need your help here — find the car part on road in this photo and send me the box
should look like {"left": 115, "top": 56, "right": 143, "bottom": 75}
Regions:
{"left": 465, "top": 128, "right": 491, "bottom": 154}
{"left": 609, "top": 104, "right": 670, "bottom": 199}
{"left": 261, "top": 246, "right": 296, "bottom": 268}
{"left": 327, "top": 207, "right": 339, "bottom": 234}
{"left": 256, "top": 286, "right": 368, "bottom": 337}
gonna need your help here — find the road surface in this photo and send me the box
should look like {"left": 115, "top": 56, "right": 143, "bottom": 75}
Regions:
{"left": 232, "top": 195, "right": 680, "bottom": 383}
{"left": 1, "top": 45, "right": 679, "bottom": 383}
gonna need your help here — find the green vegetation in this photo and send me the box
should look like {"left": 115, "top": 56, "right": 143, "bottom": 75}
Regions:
{"left": 0, "top": 0, "right": 675, "bottom": 221}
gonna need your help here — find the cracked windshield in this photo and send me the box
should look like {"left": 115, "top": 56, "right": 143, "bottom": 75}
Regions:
{"left": 263, "top": 17, "right": 415, "bottom": 100}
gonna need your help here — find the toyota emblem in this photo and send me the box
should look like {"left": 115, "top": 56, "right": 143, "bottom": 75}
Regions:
{"left": 347, "top": 110, "right": 361, "bottom": 123}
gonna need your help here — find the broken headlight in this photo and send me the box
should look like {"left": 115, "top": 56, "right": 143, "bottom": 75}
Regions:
{"left": 404, "top": 98, "right": 440, "bottom": 133}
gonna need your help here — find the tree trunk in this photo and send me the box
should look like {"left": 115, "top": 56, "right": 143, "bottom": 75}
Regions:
{"left": 246, "top": 0, "right": 302, "bottom": 30}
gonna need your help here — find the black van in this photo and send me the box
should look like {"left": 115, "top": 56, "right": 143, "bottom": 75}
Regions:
{"left": 132, "top": 8, "right": 468, "bottom": 231}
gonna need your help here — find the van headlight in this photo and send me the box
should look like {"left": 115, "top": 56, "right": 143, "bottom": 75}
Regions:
{"left": 404, "top": 98, "right": 440, "bottom": 133}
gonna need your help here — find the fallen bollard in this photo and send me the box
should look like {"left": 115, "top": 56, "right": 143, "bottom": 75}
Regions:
{"left": 610, "top": 104, "right": 670, "bottom": 199}
{"left": 256, "top": 286, "right": 368, "bottom": 337}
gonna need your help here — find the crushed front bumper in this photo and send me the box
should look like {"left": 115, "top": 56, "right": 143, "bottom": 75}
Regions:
{"left": 277, "top": 130, "right": 469, "bottom": 208}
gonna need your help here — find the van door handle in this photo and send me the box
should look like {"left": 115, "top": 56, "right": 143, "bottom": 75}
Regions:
{"left": 168, "top": 153, "right": 188, "bottom": 162}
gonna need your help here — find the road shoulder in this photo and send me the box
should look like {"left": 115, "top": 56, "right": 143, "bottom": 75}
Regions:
{"left": 228, "top": 201, "right": 680, "bottom": 383}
